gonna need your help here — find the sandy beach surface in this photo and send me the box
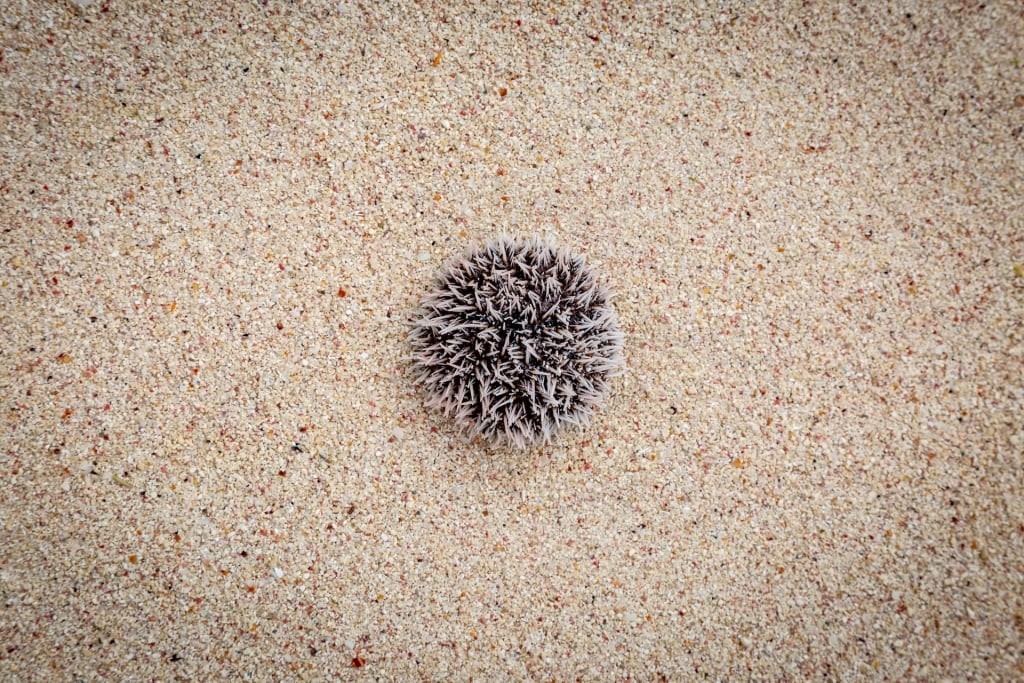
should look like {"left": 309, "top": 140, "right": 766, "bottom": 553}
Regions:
{"left": 2, "top": 1, "right": 1022, "bottom": 680}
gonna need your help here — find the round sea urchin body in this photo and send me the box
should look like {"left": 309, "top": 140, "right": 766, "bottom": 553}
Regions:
{"left": 409, "top": 237, "right": 624, "bottom": 449}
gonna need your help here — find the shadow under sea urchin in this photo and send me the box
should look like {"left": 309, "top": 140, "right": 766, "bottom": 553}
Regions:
{"left": 409, "top": 236, "right": 624, "bottom": 449}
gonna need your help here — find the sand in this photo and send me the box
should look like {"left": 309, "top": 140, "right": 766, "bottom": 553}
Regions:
{"left": 1, "top": 1, "right": 1022, "bottom": 680}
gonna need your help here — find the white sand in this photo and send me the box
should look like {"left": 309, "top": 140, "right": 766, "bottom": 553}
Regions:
{"left": 1, "top": 1, "right": 1022, "bottom": 679}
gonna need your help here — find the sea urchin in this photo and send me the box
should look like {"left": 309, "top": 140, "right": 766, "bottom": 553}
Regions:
{"left": 409, "top": 236, "right": 624, "bottom": 449}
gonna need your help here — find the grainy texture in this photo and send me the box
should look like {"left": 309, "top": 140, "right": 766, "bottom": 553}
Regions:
{"left": 1, "top": 1, "right": 1022, "bottom": 680}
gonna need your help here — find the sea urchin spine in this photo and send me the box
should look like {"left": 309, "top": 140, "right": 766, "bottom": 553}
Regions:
{"left": 409, "top": 236, "right": 624, "bottom": 448}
